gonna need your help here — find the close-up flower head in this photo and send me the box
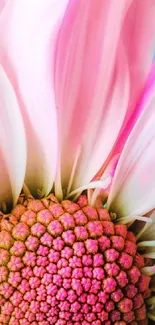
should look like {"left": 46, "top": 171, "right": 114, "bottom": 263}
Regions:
{"left": 0, "top": 0, "right": 155, "bottom": 324}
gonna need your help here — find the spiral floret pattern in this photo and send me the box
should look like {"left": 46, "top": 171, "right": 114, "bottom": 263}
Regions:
{"left": 0, "top": 194, "right": 152, "bottom": 325}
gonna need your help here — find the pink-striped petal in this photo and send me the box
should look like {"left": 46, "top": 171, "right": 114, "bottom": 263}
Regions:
{"left": 0, "top": 65, "right": 26, "bottom": 208}
{"left": 107, "top": 68, "right": 155, "bottom": 219}
{"left": 100, "top": 1, "right": 155, "bottom": 174}
{"left": 0, "top": 0, "right": 68, "bottom": 196}
{"left": 54, "top": 0, "right": 132, "bottom": 190}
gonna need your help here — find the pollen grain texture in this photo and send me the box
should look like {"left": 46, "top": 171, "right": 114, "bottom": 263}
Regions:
{"left": 0, "top": 194, "right": 151, "bottom": 325}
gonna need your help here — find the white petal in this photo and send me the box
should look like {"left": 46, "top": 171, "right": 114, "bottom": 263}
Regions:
{"left": 0, "top": 0, "right": 68, "bottom": 196}
{"left": 90, "top": 153, "right": 120, "bottom": 206}
{"left": 0, "top": 65, "right": 26, "bottom": 207}
{"left": 137, "top": 210, "right": 155, "bottom": 241}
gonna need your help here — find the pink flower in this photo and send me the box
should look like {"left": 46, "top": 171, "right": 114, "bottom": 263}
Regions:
{"left": 0, "top": 0, "right": 154, "bottom": 203}
{"left": 0, "top": 0, "right": 155, "bottom": 323}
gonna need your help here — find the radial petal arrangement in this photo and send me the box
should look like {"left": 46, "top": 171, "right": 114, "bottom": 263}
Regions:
{"left": 0, "top": 0, "right": 155, "bottom": 324}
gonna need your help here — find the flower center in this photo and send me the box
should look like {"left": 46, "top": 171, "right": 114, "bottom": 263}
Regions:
{"left": 0, "top": 194, "right": 153, "bottom": 325}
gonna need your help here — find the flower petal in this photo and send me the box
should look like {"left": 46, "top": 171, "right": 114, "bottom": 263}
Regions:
{"left": 136, "top": 210, "right": 155, "bottom": 242}
{"left": 90, "top": 154, "right": 120, "bottom": 207}
{"left": 75, "top": 44, "right": 130, "bottom": 189}
{"left": 0, "top": 0, "right": 6, "bottom": 13}
{"left": 0, "top": 65, "right": 26, "bottom": 208}
{"left": 122, "top": 0, "right": 155, "bottom": 110}
{"left": 101, "top": 2, "right": 155, "bottom": 173}
{"left": 0, "top": 0, "right": 68, "bottom": 196}
{"left": 107, "top": 67, "right": 155, "bottom": 219}
{"left": 54, "top": 0, "right": 132, "bottom": 190}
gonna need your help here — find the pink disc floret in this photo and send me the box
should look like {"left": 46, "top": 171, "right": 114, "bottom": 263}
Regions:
{"left": 0, "top": 194, "right": 152, "bottom": 324}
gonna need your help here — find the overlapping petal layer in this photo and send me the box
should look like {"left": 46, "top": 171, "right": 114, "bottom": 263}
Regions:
{"left": 97, "top": 0, "right": 155, "bottom": 176}
{"left": 135, "top": 210, "right": 155, "bottom": 260}
{"left": 107, "top": 65, "right": 155, "bottom": 219}
{"left": 54, "top": 0, "right": 132, "bottom": 191}
{"left": 0, "top": 0, "right": 155, "bottom": 208}
{"left": 0, "top": 0, "right": 68, "bottom": 197}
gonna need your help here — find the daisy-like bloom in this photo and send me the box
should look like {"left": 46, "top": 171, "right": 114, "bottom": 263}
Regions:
{"left": 0, "top": 1, "right": 155, "bottom": 324}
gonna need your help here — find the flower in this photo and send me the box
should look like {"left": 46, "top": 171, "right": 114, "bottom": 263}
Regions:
{"left": 0, "top": 0, "right": 155, "bottom": 324}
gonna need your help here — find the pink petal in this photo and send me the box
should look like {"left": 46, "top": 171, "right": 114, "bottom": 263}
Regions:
{"left": 54, "top": 0, "right": 132, "bottom": 190}
{"left": 0, "top": 65, "right": 26, "bottom": 208}
{"left": 107, "top": 68, "right": 155, "bottom": 219}
{"left": 0, "top": 0, "right": 6, "bottom": 13}
{"left": 76, "top": 44, "right": 130, "bottom": 188}
{"left": 0, "top": 0, "right": 68, "bottom": 196}
{"left": 122, "top": 0, "right": 155, "bottom": 111}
